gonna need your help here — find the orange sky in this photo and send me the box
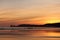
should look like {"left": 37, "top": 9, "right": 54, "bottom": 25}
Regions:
{"left": 0, "top": 0, "right": 60, "bottom": 27}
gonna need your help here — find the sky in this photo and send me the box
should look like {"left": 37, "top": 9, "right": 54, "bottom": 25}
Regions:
{"left": 0, "top": 0, "right": 60, "bottom": 27}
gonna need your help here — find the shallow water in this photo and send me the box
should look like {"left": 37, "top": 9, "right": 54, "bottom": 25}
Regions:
{"left": 0, "top": 27, "right": 60, "bottom": 40}
{"left": 0, "top": 35, "right": 60, "bottom": 40}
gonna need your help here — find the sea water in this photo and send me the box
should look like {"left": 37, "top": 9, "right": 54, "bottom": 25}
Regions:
{"left": 0, "top": 27, "right": 59, "bottom": 40}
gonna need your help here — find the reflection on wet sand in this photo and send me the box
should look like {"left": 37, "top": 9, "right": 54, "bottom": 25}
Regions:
{"left": 0, "top": 28, "right": 59, "bottom": 40}
{"left": 30, "top": 31, "right": 60, "bottom": 37}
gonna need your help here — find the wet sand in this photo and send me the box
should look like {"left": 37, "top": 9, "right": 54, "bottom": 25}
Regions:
{"left": 0, "top": 27, "right": 59, "bottom": 40}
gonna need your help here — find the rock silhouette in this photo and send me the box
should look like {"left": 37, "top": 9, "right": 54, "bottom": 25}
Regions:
{"left": 10, "top": 23, "right": 60, "bottom": 27}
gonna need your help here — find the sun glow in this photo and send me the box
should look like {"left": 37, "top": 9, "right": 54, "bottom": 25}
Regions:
{"left": 46, "top": 20, "right": 60, "bottom": 23}
{"left": 44, "top": 17, "right": 60, "bottom": 24}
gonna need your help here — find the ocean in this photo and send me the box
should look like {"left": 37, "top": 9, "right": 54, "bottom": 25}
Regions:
{"left": 0, "top": 27, "right": 59, "bottom": 40}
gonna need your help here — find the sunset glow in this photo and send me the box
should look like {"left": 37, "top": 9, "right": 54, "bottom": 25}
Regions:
{"left": 0, "top": 0, "right": 60, "bottom": 27}
{"left": 44, "top": 17, "right": 60, "bottom": 24}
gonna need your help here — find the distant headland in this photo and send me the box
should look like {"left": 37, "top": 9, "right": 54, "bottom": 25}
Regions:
{"left": 10, "top": 23, "right": 60, "bottom": 27}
